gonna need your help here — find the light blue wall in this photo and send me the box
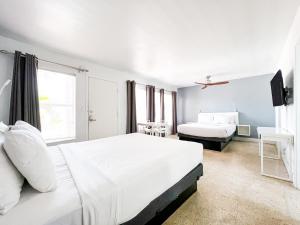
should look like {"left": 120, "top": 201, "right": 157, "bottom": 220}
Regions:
{"left": 177, "top": 74, "right": 275, "bottom": 138}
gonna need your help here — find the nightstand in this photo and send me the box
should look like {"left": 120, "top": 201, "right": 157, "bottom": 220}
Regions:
{"left": 237, "top": 124, "right": 251, "bottom": 136}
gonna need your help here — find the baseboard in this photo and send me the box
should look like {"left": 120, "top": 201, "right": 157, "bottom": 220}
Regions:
{"left": 232, "top": 136, "right": 276, "bottom": 145}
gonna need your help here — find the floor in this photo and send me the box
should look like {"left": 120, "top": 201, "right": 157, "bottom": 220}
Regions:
{"left": 163, "top": 139, "right": 300, "bottom": 225}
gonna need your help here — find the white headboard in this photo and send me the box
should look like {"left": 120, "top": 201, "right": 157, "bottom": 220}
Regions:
{"left": 198, "top": 112, "right": 239, "bottom": 125}
{"left": 213, "top": 112, "right": 239, "bottom": 125}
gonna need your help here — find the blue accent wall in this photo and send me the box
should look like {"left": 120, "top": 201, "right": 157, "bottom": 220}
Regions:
{"left": 177, "top": 74, "right": 275, "bottom": 138}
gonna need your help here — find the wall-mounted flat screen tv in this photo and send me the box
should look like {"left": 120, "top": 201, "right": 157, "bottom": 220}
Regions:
{"left": 270, "top": 70, "right": 286, "bottom": 107}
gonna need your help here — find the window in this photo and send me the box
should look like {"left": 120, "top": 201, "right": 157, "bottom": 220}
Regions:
{"left": 37, "top": 69, "right": 76, "bottom": 142}
{"left": 135, "top": 85, "right": 173, "bottom": 132}
{"left": 165, "top": 91, "right": 173, "bottom": 132}
{"left": 136, "top": 84, "right": 146, "bottom": 124}
{"left": 155, "top": 90, "right": 161, "bottom": 122}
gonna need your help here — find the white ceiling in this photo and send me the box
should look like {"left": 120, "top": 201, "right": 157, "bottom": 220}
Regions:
{"left": 0, "top": 0, "right": 299, "bottom": 87}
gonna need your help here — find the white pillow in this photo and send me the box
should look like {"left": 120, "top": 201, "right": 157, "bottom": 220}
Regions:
{"left": 214, "top": 114, "right": 231, "bottom": 124}
{"left": 3, "top": 129, "right": 56, "bottom": 192}
{"left": 226, "top": 114, "right": 236, "bottom": 124}
{"left": 12, "top": 120, "right": 44, "bottom": 141}
{"left": 0, "top": 133, "right": 24, "bottom": 215}
{"left": 198, "top": 113, "right": 213, "bottom": 124}
{"left": 0, "top": 121, "right": 9, "bottom": 133}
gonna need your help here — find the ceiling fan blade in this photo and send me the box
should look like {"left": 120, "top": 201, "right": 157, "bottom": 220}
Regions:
{"left": 196, "top": 80, "right": 229, "bottom": 89}
{"left": 195, "top": 82, "right": 206, "bottom": 85}
{"left": 209, "top": 81, "right": 229, "bottom": 85}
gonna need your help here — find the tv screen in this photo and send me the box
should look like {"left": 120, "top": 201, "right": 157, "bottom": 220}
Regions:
{"left": 270, "top": 70, "right": 286, "bottom": 106}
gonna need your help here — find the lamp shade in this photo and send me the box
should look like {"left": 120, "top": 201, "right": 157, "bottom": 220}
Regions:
{"left": 0, "top": 80, "right": 11, "bottom": 97}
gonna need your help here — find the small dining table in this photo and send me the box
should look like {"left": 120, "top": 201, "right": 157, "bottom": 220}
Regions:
{"left": 137, "top": 122, "right": 167, "bottom": 136}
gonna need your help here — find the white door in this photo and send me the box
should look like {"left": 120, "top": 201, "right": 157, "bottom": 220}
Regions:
{"left": 88, "top": 77, "right": 118, "bottom": 140}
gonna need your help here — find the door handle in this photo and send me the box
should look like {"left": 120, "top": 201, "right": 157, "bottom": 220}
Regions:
{"left": 88, "top": 115, "right": 96, "bottom": 122}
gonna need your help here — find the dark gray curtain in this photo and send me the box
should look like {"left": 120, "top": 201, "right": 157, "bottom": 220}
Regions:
{"left": 160, "top": 89, "right": 165, "bottom": 122}
{"left": 171, "top": 91, "right": 177, "bottom": 134}
{"left": 9, "top": 51, "right": 41, "bottom": 130}
{"left": 146, "top": 85, "right": 155, "bottom": 122}
{"left": 126, "top": 80, "right": 137, "bottom": 133}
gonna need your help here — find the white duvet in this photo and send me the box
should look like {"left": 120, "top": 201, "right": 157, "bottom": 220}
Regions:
{"left": 0, "top": 133, "right": 203, "bottom": 225}
{"left": 178, "top": 123, "right": 236, "bottom": 138}
{"left": 60, "top": 133, "right": 203, "bottom": 225}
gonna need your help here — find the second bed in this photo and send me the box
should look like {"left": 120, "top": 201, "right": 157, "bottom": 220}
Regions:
{"left": 178, "top": 112, "right": 238, "bottom": 151}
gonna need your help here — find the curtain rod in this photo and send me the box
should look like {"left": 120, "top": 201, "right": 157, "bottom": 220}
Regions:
{"left": 135, "top": 82, "right": 174, "bottom": 93}
{"left": 0, "top": 50, "right": 89, "bottom": 73}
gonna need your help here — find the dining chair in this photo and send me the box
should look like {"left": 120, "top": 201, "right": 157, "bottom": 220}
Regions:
{"left": 155, "top": 122, "right": 168, "bottom": 137}
{"left": 144, "top": 121, "right": 153, "bottom": 135}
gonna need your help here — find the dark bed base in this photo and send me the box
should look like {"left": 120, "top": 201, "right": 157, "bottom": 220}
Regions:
{"left": 178, "top": 133, "right": 234, "bottom": 151}
{"left": 121, "top": 163, "right": 203, "bottom": 225}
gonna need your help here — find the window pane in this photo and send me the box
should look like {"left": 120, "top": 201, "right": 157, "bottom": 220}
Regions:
{"left": 38, "top": 70, "right": 75, "bottom": 105}
{"left": 38, "top": 69, "right": 76, "bottom": 141}
{"left": 39, "top": 105, "right": 75, "bottom": 141}
{"left": 155, "top": 91, "right": 160, "bottom": 122}
{"left": 165, "top": 92, "right": 173, "bottom": 132}
{"left": 136, "top": 85, "right": 146, "bottom": 124}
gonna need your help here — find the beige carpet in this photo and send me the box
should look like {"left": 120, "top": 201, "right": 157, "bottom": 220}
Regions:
{"left": 163, "top": 140, "right": 300, "bottom": 225}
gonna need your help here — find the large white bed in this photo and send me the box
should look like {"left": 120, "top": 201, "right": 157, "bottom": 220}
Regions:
{"left": 178, "top": 123, "right": 236, "bottom": 138}
{"left": 177, "top": 112, "right": 238, "bottom": 151}
{"left": 0, "top": 133, "right": 203, "bottom": 225}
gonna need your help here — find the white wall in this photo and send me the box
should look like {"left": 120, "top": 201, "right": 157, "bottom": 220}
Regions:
{"left": 296, "top": 45, "right": 300, "bottom": 188}
{"left": 0, "top": 35, "right": 177, "bottom": 142}
{"left": 277, "top": 7, "right": 300, "bottom": 187}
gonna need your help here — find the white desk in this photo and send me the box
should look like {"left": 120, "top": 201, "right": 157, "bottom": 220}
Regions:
{"left": 257, "top": 127, "right": 294, "bottom": 181}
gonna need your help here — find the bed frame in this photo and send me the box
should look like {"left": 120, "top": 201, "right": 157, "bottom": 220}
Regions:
{"left": 121, "top": 163, "right": 203, "bottom": 225}
{"left": 178, "top": 132, "right": 234, "bottom": 151}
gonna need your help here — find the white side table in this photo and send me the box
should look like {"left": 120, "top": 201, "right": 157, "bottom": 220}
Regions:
{"left": 237, "top": 124, "right": 251, "bottom": 136}
{"left": 257, "top": 127, "right": 294, "bottom": 181}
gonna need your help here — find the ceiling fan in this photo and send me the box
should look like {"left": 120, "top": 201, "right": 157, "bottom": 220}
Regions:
{"left": 195, "top": 75, "right": 229, "bottom": 89}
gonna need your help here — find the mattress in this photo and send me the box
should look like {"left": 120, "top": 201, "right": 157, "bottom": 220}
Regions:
{"left": 178, "top": 123, "right": 236, "bottom": 138}
{"left": 0, "top": 133, "right": 203, "bottom": 225}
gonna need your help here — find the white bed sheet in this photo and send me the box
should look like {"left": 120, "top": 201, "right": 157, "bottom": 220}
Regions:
{"left": 0, "top": 147, "right": 82, "bottom": 225}
{"left": 60, "top": 133, "right": 203, "bottom": 225}
{"left": 0, "top": 134, "right": 203, "bottom": 225}
{"left": 178, "top": 123, "right": 236, "bottom": 138}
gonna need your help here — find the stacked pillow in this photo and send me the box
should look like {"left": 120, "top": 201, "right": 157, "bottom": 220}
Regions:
{"left": 0, "top": 121, "right": 57, "bottom": 215}
{"left": 0, "top": 132, "right": 24, "bottom": 215}
{"left": 197, "top": 113, "right": 237, "bottom": 125}
{"left": 198, "top": 113, "right": 213, "bottom": 124}
{"left": 213, "top": 114, "right": 236, "bottom": 124}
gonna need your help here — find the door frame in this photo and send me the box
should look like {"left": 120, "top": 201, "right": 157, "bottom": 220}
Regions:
{"left": 86, "top": 75, "right": 119, "bottom": 140}
{"left": 295, "top": 44, "right": 300, "bottom": 189}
